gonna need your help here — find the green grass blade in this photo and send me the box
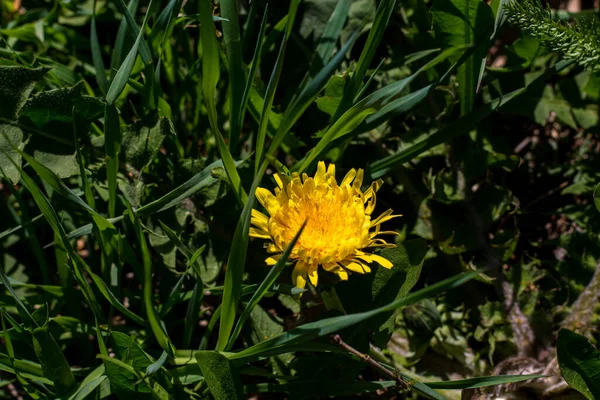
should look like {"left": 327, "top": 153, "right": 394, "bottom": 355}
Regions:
{"left": 73, "top": 108, "right": 96, "bottom": 209}
{"left": 113, "top": 0, "right": 152, "bottom": 63}
{"left": 0, "top": 263, "right": 37, "bottom": 328}
{"left": 89, "top": 271, "right": 146, "bottom": 325}
{"left": 19, "top": 151, "right": 98, "bottom": 216}
{"left": 369, "top": 59, "right": 573, "bottom": 176}
{"left": 230, "top": 271, "right": 477, "bottom": 363}
{"left": 238, "top": 6, "right": 268, "bottom": 146}
{"left": 106, "top": 28, "right": 143, "bottom": 104}
{"left": 220, "top": 0, "right": 246, "bottom": 149}
{"left": 332, "top": 0, "right": 397, "bottom": 120}
{"left": 226, "top": 221, "right": 306, "bottom": 350}
{"left": 103, "top": 104, "right": 121, "bottom": 218}
{"left": 199, "top": 0, "right": 247, "bottom": 205}
{"left": 254, "top": 0, "right": 300, "bottom": 175}
{"left": 91, "top": 0, "right": 108, "bottom": 95}
{"left": 216, "top": 162, "right": 268, "bottom": 351}
{"left": 1, "top": 150, "right": 103, "bottom": 318}
{"left": 199, "top": 304, "right": 221, "bottom": 350}
{"left": 425, "top": 374, "right": 546, "bottom": 389}
{"left": 110, "top": 0, "right": 139, "bottom": 71}
{"left": 68, "top": 375, "right": 107, "bottom": 400}
{"left": 188, "top": 244, "right": 208, "bottom": 269}
{"left": 126, "top": 204, "right": 176, "bottom": 356}
{"left": 11, "top": 146, "right": 145, "bottom": 325}
{"left": 183, "top": 282, "right": 203, "bottom": 348}
{"left": 0, "top": 214, "right": 43, "bottom": 241}
{"left": 59, "top": 159, "right": 240, "bottom": 242}
{"left": 149, "top": 0, "right": 181, "bottom": 53}
{"left": 313, "top": 0, "right": 351, "bottom": 70}
{"left": 270, "top": 30, "right": 359, "bottom": 156}
{"left": 2, "top": 179, "right": 50, "bottom": 284}
{"left": 159, "top": 220, "right": 206, "bottom": 280}
{"left": 160, "top": 274, "right": 186, "bottom": 317}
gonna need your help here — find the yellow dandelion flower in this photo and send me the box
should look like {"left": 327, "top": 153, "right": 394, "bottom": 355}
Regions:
{"left": 250, "top": 161, "right": 400, "bottom": 289}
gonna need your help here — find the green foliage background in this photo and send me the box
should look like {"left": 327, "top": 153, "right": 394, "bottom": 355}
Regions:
{"left": 0, "top": 0, "right": 600, "bottom": 398}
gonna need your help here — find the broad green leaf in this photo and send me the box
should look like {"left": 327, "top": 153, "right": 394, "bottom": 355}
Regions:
{"left": 593, "top": 183, "right": 600, "bottom": 213}
{"left": 0, "top": 66, "right": 49, "bottom": 119}
{"left": 195, "top": 351, "right": 244, "bottom": 400}
{"left": 557, "top": 329, "right": 600, "bottom": 399}
{"left": 32, "top": 324, "right": 76, "bottom": 396}
{"left": 122, "top": 117, "right": 173, "bottom": 172}
{"left": 432, "top": 0, "right": 494, "bottom": 115}
{"left": 0, "top": 123, "right": 24, "bottom": 184}
{"left": 20, "top": 83, "right": 83, "bottom": 127}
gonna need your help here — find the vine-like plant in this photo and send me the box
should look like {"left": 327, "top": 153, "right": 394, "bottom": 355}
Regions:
{"left": 504, "top": 0, "right": 600, "bottom": 71}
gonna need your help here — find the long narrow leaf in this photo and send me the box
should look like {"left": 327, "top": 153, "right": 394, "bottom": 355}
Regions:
{"left": 220, "top": 0, "right": 246, "bottom": 149}
{"left": 254, "top": 0, "right": 300, "bottom": 174}
{"left": 369, "top": 59, "right": 573, "bottom": 176}
{"left": 230, "top": 271, "right": 478, "bottom": 362}
{"left": 226, "top": 221, "right": 306, "bottom": 350}
{"left": 332, "top": 0, "right": 397, "bottom": 120}
{"left": 199, "top": 0, "right": 247, "bottom": 205}
{"left": 126, "top": 204, "right": 176, "bottom": 356}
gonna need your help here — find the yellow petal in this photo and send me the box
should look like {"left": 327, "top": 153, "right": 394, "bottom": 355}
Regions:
{"left": 315, "top": 162, "right": 327, "bottom": 182}
{"left": 292, "top": 261, "right": 308, "bottom": 289}
{"left": 353, "top": 168, "right": 364, "bottom": 189}
{"left": 336, "top": 269, "right": 349, "bottom": 281}
{"left": 341, "top": 169, "right": 356, "bottom": 186}
{"left": 370, "top": 254, "right": 393, "bottom": 269}
{"left": 266, "top": 254, "right": 282, "bottom": 265}
{"left": 307, "top": 266, "right": 318, "bottom": 286}
{"left": 256, "top": 187, "right": 279, "bottom": 212}
{"left": 274, "top": 174, "right": 284, "bottom": 189}
{"left": 249, "top": 227, "right": 271, "bottom": 239}
{"left": 251, "top": 209, "right": 269, "bottom": 230}
{"left": 342, "top": 260, "right": 370, "bottom": 274}
{"left": 326, "top": 163, "right": 335, "bottom": 177}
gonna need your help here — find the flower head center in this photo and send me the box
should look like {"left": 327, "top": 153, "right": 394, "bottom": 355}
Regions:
{"left": 272, "top": 184, "right": 368, "bottom": 264}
